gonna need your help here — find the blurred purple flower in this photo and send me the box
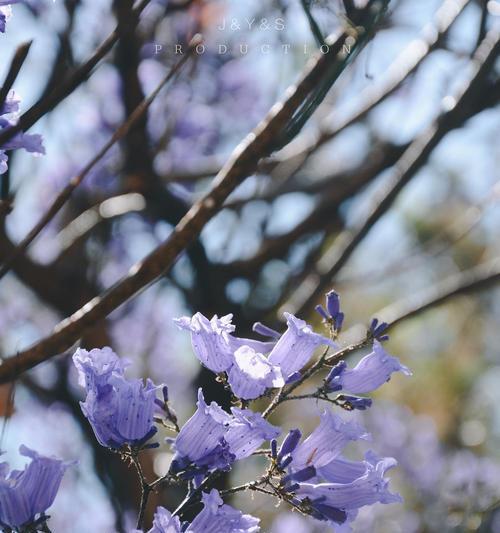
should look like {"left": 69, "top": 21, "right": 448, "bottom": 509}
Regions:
{"left": 0, "top": 445, "right": 72, "bottom": 530}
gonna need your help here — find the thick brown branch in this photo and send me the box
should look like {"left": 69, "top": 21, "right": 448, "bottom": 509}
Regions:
{"left": 0, "top": 8, "right": 389, "bottom": 383}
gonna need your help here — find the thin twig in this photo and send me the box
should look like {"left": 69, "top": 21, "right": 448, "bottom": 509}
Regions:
{"left": 0, "top": 0, "right": 151, "bottom": 148}
{"left": 0, "top": 41, "right": 33, "bottom": 110}
{"left": 130, "top": 453, "right": 151, "bottom": 530}
{"left": 379, "top": 257, "right": 500, "bottom": 328}
{"left": 0, "top": 38, "right": 198, "bottom": 281}
{"left": 282, "top": 27, "right": 500, "bottom": 318}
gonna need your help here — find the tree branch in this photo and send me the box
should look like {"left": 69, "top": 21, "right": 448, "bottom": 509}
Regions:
{"left": 281, "top": 27, "right": 500, "bottom": 318}
{"left": 0, "top": 4, "right": 391, "bottom": 383}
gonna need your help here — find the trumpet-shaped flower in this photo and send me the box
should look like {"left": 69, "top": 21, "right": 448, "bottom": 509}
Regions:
{"left": 290, "top": 410, "right": 370, "bottom": 471}
{"left": 0, "top": 446, "right": 72, "bottom": 530}
{"left": 325, "top": 341, "right": 411, "bottom": 394}
{"left": 174, "top": 313, "right": 275, "bottom": 373}
{"left": 297, "top": 453, "right": 402, "bottom": 510}
{"left": 73, "top": 347, "right": 160, "bottom": 448}
{"left": 268, "top": 313, "right": 336, "bottom": 380}
{"left": 172, "top": 389, "right": 279, "bottom": 475}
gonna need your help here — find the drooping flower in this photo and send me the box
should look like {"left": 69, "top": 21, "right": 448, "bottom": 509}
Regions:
{"left": 290, "top": 410, "right": 370, "bottom": 471}
{"left": 227, "top": 346, "right": 284, "bottom": 400}
{"left": 225, "top": 407, "right": 280, "bottom": 459}
{"left": 171, "top": 389, "right": 279, "bottom": 476}
{"left": 325, "top": 341, "right": 411, "bottom": 394}
{"left": 0, "top": 445, "right": 72, "bottom": 530}
{"left": 171, "top": 388, "right": 233, "bottom": 474}
{"left": 0, "top": 92, "right": 45, "bottom": 172}
{"left": 187, "top": 489, "right": 260, "bottom": 533}
{"left": 174, "top": 313, "right": 275, "bottom": 373}
{"left": 297, "top": 453, "right": 402, "bottom": 510}
{"left": 73, "top": 347, "right": 160, "bottom": 449}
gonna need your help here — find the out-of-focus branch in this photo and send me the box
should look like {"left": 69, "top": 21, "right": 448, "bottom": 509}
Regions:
{"left": 379, "top": 257, "right": 500, "bottom": 328}
{"left": 0, "top": 3, "right": 391, "bottom": 383}
{"left": 157, "top": 0, "right": 468, "bottom": 190}
{"left": 0, "top": 41, "right": 32, "bottom": 110}
{"left": 0, "top": 0, "right": 151, "bottom": 148}
{"left": 281, "top": 27, "right": 500, "bottom": 318}
{"left": 55, "top": 193, "right": 146, "bottom": 257}
{"left": 268, "top": 0, "right": 471, "bottom": 177}
{"left": 221, "top": 141, "right": 407, "bottom": 276}
{"left": 0, "top": 43, "right": 197, "bottom": 281}
{"left": 337, "top": 179, "right": 500, "bottom": 288}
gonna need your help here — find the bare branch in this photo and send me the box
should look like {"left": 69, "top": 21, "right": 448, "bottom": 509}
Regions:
{"left": 0, "top": 0, "right": 151, "bottom": 148}
{"left": 379, "top": 257, "right": 500, "bottom": 328}
{"left": 0, "top": 5, "right": 391, "bottom": 383}
{"left": 0, "top": 41, "right": 197, "bottom": 281}
{"left": 0, "top": 41, "right": 33, "bottom": 109}
{"left": 281, "top": 27, "right": 500, "bottom": 318}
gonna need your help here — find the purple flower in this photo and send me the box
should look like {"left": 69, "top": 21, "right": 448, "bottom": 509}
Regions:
{"left": 227, "top": 346, "right": 284, "bottom": 400}
{"left": 315, "top": 290, "right": 344, "bottom": 331}
{"left": 135, "top": 506, "right": 182, "bottom": 533}
{"left": 268, "top": 313, "right": 336, "bottom": 380}
{"left": 318, "top": 451, "right": 379, "bottom": 483}
{"left": 172, "top": 390, "right": 279, "bottom": 474}
{"left": 0, "top": 7, "right": 9, "bottom": 33}
{"left": 188, "top": 489, "right": 260, "bottom": 533}
{"left": 172, "top": 389, "right": 232, "bottom": 472}
{"left": 73, "top": 347, "right": 129, "bottom": 391}
{"left": 174, "top": 313, "right": 275, "bottom": 373}
{"left": 0, "top": 2, "right": 21, "bottom": 33}
{"left": 0, "top": 92, "right": 45, "bottom": 172}
{"left": 0, "top": 445, "right": 72, "bottom": 529}
{"left": 174, "top": 313, "right": 236, "bottom": 372}
{"left": 225, "top": 407, "right": 280, "bottom": 459}
{"left": 297, "top": 453, "right": 402, "bottom": 510}
{"left": 290, "top": 410, "right": 370, "bottom": 471}
{"left": 326, "top": 341, "right": 411, "bottom": 394}
{"left": 277, "top": 429, "right": 302, "bottom": 464}
{"left": 73, "top": 347, "right": 160, "bottom": 449}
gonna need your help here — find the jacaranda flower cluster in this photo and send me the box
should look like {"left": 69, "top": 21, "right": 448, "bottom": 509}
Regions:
{"left": 2, "top": 290, "right": 409, "bottom": 532}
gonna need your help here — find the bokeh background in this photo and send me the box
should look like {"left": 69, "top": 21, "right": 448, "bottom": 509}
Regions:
{"left": 1, "top": 0, "right": 500, "bottom": 531}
